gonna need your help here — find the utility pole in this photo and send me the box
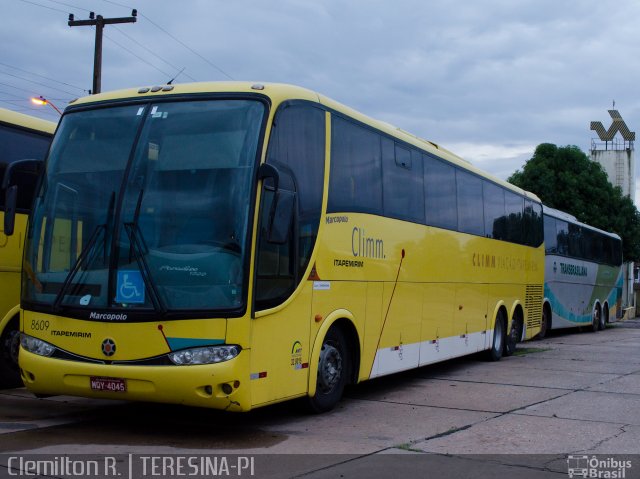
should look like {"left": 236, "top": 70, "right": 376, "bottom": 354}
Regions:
{"left": 68, "top": 10, "right": 137, "bottom": 94}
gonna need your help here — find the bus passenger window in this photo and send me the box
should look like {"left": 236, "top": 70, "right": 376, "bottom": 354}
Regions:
{"left": 544, "top": 215, "right": 558, "bottom": 253}
{"left": 556, "top": 220, "right": 569, "bottom": 255}
{"left": 483, "top": 181, "right": 506, "bottom": 240}
{"left": 328, "top": 117, "right": 382, "bottom": 215}
{"left": 456, "top": 170, "right": 484, "bottom": 236}
{"left": 383, "top": 142, "right": 424, "bottom": 223}
{"left": 424, "top": 157, "right": 457, "bottom": 230}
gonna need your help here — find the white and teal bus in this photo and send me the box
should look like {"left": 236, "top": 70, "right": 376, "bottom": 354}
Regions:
{"left": 541, "top": 206, "right": 623, "bottom": 337}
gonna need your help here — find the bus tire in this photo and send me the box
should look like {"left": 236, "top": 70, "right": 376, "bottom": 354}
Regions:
{"left": 601, "top": 304, "right": 609, "bottom": 330}
{"left": 307, "top": 327, "right": 349, "bottom": 413}
{"left": 538, "top": 304, "right": 551, "bottom": 340}
{"left": 486, "top": 310, "right": 506, "bottom": 362}
{"left": 504, "top": 314, "right": 522, "bottom": 357}
{"left": 0, "top": 318, "right": 22, "bottom": 389}
{"left": 590, "top": 304, "right": 601, "bottom": 333}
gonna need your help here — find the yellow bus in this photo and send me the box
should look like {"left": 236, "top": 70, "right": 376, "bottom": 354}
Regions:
{"left": 16, "top": 83, "right": 544, "bottom": 411}
{"left": 0, "top": 107, "right": 55, "bottom": 388}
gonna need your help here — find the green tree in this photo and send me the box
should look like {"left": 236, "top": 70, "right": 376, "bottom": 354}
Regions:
{"left": 508, "top": 143, "right": 640, "bottom": 261}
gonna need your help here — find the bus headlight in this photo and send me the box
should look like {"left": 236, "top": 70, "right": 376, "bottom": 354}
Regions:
{"left": 168, "top": 345, "right": 240, "bottom": 365}
{"left": 20, "top": 333, "right": 56, "bottom": 357}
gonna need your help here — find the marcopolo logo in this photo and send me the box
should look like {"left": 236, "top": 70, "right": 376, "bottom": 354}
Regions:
{"left": 89, "top": 312, "right": 128, "bottom": 321}
{"left": 567, "top": 455, "right": 632, "bottom": 478}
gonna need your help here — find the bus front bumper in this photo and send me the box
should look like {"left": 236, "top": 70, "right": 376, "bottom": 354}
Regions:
{"left": 19, "top": 348, "right": 252, "bottom": 411}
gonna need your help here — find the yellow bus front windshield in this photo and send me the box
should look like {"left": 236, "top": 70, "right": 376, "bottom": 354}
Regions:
{"left": 23, "top": 99, "right": 266, "bottom": 319}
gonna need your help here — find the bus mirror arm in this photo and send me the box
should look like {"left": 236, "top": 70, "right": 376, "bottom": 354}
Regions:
{"left": 257, "top": 163, "right": 294, "bottom": 244}
{"left": 257, "top": 163, "right": 279, "bottom": 191}
{"left": 1, "top": 159, "right": 42, "bottom": 190}
{"left": 2, "top": 159, "right": 42, "bottom": 237}
{"left": 267, "top": 189, "right": 295, "bottom": 244}
{"left": 3, "top": 185, "right": 17, "bottom": 236}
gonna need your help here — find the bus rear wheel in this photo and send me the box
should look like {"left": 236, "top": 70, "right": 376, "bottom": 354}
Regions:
{"left": 538, "top": 305, "right": 551, "bottom": 339}
{"left": 486, "top": 311, "right": 506, "bottom": 362}
{"left": 0, "top": 318, "right": 22, "bottom": 388}
{"left": 505, "top": 314, "right": 523, "bottom": 357}
{"left": 307, "top": 327, "right": 349, "bottom": 413}
{"left": 590, "top": 305, "right": 602, "bottom": 333}
{"left": 600, "top": 305, "right": 609, "bottom": 331}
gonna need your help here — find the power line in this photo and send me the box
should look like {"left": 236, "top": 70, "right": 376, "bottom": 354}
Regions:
{"left": 0, "top": 89, "right": 27, "bottom": 100}
{"left": 0, "top": 82, "right": 36, "bottom": 95}
{"left": 16, "top": 0, "right": 68, "bottom": 14}
{"left": 0, "top": 85, "right": 71, "bottom": 109}
{"left": 103, "top": 32, "right": 173, "bottom": 80}
{"left": 0, "top": 81, "right": 55, "bottom": 96}
{"left": 68, "top": 12, "right": 138, "bottom": 94}
{"left": 20, "top": 0, "right": 233, "bottom": 85}
{"left": 0, "top": 61, "right": 87, "bottom": 93}
{"left": 0, "top": 103, "right": 32, "bottom": 112}
{"left": 140, "top": 13, "right": 234, "bottom": 80}
{"left": 0, "top": 71, "right": 79, "bottom": 96}
{"left": 0, "top": 101, "right": 60, "bottom": 118}
{"left": 42, "top": 0, "right": 91, "bottom": 13}
{"left": 111, "top": 25, "right": 197, "bottom": 82}
{"left": 99, "top": 0, "right": 234, "bottom": 80}
{"left": 27, "top": 1, "right": 172, "bottom": 91}
{"left": 99, "top": 0, "right": 131, "bottom": 9}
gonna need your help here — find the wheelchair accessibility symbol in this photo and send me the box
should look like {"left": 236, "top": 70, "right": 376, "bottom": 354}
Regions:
{"left": 116, "top": 270, "right": 145, "bottom": 304}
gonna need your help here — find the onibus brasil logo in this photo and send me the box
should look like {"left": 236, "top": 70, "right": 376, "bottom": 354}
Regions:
{"left": 567, "top": 455, "right": 632, "bottom": 478}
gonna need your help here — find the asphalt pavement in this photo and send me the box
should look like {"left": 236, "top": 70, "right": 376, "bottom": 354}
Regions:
{"left": 1, "top": 318, "right": 640, "bottom": 478}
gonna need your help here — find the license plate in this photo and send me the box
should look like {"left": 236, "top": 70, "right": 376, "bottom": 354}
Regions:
{"left": 90, "top": 376, "right": 127, "bottom": 392}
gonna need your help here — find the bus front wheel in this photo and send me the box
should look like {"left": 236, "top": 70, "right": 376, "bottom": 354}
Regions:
{"left": 0, "top": 318, "right": 22, "bottom": 388}
{"left": 307, "top": 327, "right": 349, "bottom": 413}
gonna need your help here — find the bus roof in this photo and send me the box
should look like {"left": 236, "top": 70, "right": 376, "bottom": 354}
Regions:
{"left": 67, "top": 81, "right": 540, "bottom": 202}
{"left": 0, "top": 107, "right": 57, "bottom": 135}
{"left": 543, "top": 205, "right": 621, "bottom": 240}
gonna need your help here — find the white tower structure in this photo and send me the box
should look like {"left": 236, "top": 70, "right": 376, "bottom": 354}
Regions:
{"left": 590, "top": 108, "right": 636, "bottom": 316}
{"left": 590, "top": 109, "right": 635, "bottom": 200}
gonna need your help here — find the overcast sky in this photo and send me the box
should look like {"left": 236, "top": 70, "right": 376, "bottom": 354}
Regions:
{"left": 2, "top": 0, "right": 639, "bottom": 188}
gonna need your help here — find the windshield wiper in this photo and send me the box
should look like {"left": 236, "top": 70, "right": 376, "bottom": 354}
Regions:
{"left": 104, "top": 191, "right": 116, "bottom": 265}
{"left": 52, "top": 191, "right": 116, "bottom": 311}
{"left": 122, "top": 188, "right": 167, "bottom": 315}
{"left": 123, "top": 222, "right": 166, "bottom": 315}
{"left": 52, "top": 224, "right": 105, "bottom": 311}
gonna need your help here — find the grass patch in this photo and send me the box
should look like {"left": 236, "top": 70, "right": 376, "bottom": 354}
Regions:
{"left": 396, "top": 443, "right": 424, "bottom": 453}
{"left": 513, "top": 347, "right": 551, "bottom": 356}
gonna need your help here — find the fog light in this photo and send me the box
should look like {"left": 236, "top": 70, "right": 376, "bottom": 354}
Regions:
{"left": 204, "top": 385, "right": 212, "bottom": 395}
{"left": 221, "top": 383, "right": 233, "bottom": 395}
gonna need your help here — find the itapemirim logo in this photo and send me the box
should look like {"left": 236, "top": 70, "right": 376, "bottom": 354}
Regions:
{"left": 567, "top": 455, "right": 632, "bottom": 478}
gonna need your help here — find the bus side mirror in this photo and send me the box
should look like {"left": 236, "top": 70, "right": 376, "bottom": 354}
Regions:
{"left": 257, "top": 163, "right": 295, "bottom": 244}
{"left": 1, "top": 159, "right": 43, "bottom": 237}
{"left": 267, "top": 189, "right": 295, "bottom": 244}
{"left": 3, "top": 185, "right": 17, "bottom": 236}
